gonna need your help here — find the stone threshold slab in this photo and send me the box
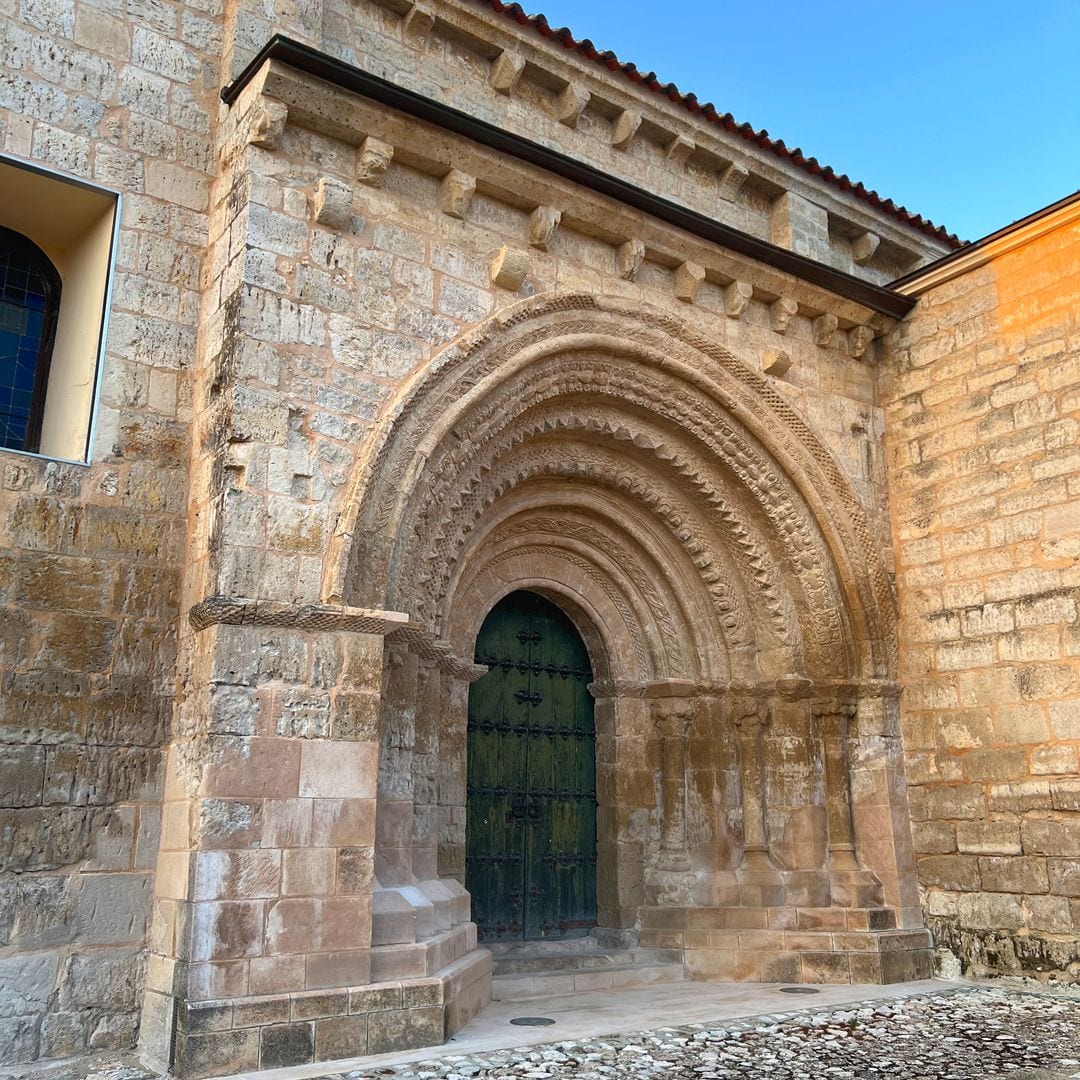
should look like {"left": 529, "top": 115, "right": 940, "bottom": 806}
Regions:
{"left": 213, "top": 978, "right": 953, "bottom": 1080}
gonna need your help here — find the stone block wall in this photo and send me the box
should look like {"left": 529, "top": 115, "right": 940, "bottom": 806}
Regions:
{"left": 0, "top": 0, "right": 222, "bottom": 1063}
{"left": 883, "top": 208, "right": 1080, "bottom": 981}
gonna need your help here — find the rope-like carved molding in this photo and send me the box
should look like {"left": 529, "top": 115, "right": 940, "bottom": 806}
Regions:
{"left": 386, "top": 625, "right": 488, "bottom": 682}
{"left": 188, "top": 596, "right": 409, "bottom": 635}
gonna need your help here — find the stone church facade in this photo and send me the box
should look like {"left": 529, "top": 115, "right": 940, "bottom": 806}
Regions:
{"left": 0, "top": 0, "right": 1076, "bottom": 1075}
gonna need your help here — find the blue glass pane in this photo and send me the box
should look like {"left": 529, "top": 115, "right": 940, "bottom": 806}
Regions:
{"left": 0, "top": 232, "right": 59, "bottom": 452}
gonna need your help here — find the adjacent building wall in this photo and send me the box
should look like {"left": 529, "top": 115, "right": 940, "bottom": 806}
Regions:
{"left": 883, "top": 201, "right": 1080, "bottom": 981}
{"left": 0, "top": 0, "right": 222, "bottom": 1062}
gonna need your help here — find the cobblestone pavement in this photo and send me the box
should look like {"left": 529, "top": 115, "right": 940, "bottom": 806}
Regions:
{"left": 338, "top": 990, "right": 1080, "bottom": 1080}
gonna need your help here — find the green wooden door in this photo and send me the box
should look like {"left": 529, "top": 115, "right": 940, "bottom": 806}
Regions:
{"left": 466, "top": 591, "right": 597, "bottom": 941}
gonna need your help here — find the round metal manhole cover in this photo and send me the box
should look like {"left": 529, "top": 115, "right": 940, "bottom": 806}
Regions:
{"left": 778, "top": 986, "right": 821, "bottom": 994}
{"left": 510, "top": 1016, "right": 556, "bottom": 1026}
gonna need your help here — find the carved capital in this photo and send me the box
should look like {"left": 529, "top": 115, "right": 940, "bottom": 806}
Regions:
{"left": 313, "top": 176, "right": 352, "bottom": 230}
{"left": 438, "top": 169, "right": 476, "bottom": 219}
{"left": 617, "top": 238, "right": 646, "bottom": 281}
{"left": 674, "top": 260, "right": 705, "bottom": 303}
{"left": 849, "top": 325, "right": 876, "bottom": 360}
{"left": 852, "top": 230, "right": 880, "bottom": 265}
{"left": 723, "top": 279, "right": 752, "bottom": 319}
{"left": 489, "top": 50, "right": 525, "bottom": 95}
{"left": 769, "top": 296, "right": 798, "bottom": 334}
{"left": 249, "top": 98, "right": 287, "bottom": 149}
{"left": 814, "top": 312, "right": 839, "bottom": 347}
{"left": 611, "top": 109, "right": 641, "bottom": 150}
{"left": 728, "top": 693, "right": 769, "bottom": 730}
{"left": 557, "top": 83, "right": 590, "bottom": 127}
{"left": 357, "top": 136, "right": 393, "bottom": 186}
{"left": 665, "top": 133, "right": 695, "bottom": 165}
{"left": 528, "top": 205, "right": 562, "bottom": 250}
{"left": 490, "top": 246, "right": 529, "bottom": 291}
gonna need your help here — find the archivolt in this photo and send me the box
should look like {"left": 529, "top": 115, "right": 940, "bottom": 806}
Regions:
{"left": 326, "top": 293, "right": 897, "bottom": 681}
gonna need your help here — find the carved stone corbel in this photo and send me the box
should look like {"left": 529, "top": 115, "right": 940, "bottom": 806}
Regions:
{"left": 313, "top": 176, "right": 352, "bottom": 230}
{"left": 490, "top": 246, "right": 529, "bottom": 291}
{"left": 849, "top": 325, "right": 876, "bottom": 360}
{"left": 438, "top": 169, "right": 476, "bottom": 219}
{"left": 665, "top": 133, "right": 695, "bottom": 165}
{"left": 489, "top": 50, "right": 525, "bottom": 95}
{"left": 557, "top": 84, "right": 590, "bottom": 127}
{"left": 723, "top": 280, "right": 752, "bottom": 319}
{"left": 852, "top": 230, "right": 880, "bottom": 265}
{"left": 762, "top": 350, "right": 791, "bottom": 378}
{"left": 249, "top": 98, "right": 287, "bottom": 149}
{"left": 528, "top": 205, "right": 561, "bottom": 250}
{"left": 402, "top": 3, "right": 435, "bottom": 43}
{"left": 674, "top": 260, "right": 705, "bottom": 303}
{"left": 769, "top": 297, "right": 799, "bottom": 334}
{"left": 617, "top": 238, "right": 646, "bottom": 281}
{"left": 357, "top": 136, "right": 393, "bottom": 186}
{"left": 611, "top": 109, "right": 641, "bottom": 150}
{"left": 718, "top": 161, "right": 748, "bottom": 201}
{"left": 814, "top": 312, "right": 839, "bottom": 347}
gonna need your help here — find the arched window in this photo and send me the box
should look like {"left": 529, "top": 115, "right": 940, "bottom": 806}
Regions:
{"left": 0, "top": 226, "right": 61, "bottom": 453}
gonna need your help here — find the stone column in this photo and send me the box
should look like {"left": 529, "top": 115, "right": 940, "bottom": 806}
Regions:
{"left": 644, "top": 680, "right": 697, "bottom": 904}
{"left": 816, "top": 697, "right": 860, "bottom": 871}
{"left": 729, "top": 692, "right": 777, "bottom": 875}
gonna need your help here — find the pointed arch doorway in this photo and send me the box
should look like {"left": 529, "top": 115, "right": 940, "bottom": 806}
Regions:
{"left": 466, "top": 590, "right": 598, "bottom": 942}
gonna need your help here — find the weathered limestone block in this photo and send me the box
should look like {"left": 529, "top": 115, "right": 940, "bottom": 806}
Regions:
{"left": 611, "top": 109, "right": 641, "bottom": 150}
{"left": 357, "top": 136, "right": 393, "bottom": 186}
{"left": 674, "top": 260, "right": 705, "bottom": 303}
{"left": 313, "top": 177, "right": 353, "bottom": 230}
{"left": 557, "top": 84, "right": 590, "bottom": 127}
{"left": 723, "top": 280, "right": 753, "bottom": 319}
{"left": 489, "top": 246, "right": 529, "bottom": 291}
{"left": 770, "top": 297, "right": 799, "bottom": 334}
{"left": 617, "top": 238, "right": 646, "bottom": 281}
{"left": 489, "top": 50, "right": 525, "bottom": 95}
{"left": 438, "top": 170, "right": 476, "bottom": 219}
{"left": 527, "top": 205, "right": 561, "bottom": 250}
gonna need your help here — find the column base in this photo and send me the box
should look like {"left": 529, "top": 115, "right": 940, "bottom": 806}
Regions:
{"left": 638, "top": 906, "right": 932, "bottom": 985}
{"left": 147, "top": 947, "right": 492, "bottom": 1080}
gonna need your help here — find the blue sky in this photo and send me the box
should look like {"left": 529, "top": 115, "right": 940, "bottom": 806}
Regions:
{"left": 528, "top": 1, "right": 1080, "bottom": 242}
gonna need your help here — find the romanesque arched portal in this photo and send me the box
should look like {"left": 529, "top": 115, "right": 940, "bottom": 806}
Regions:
{"left": 324, "top": 293, "right": 929, "bottom": 983}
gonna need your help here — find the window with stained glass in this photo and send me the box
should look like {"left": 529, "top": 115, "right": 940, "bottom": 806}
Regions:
{"left": 0, "top": 226, "right": 61, "bottom": 454}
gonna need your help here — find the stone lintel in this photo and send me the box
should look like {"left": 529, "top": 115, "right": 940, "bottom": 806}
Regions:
{"left": 188, "top": 596, "right": 409, "bottom": 636}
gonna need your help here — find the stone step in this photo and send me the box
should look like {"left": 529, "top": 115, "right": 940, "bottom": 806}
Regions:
{"left": 491, "top": 961, "right": 685, "bottom": 1001}
{"left": 492, "top": 947, "right": 678, "bottom": 975}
